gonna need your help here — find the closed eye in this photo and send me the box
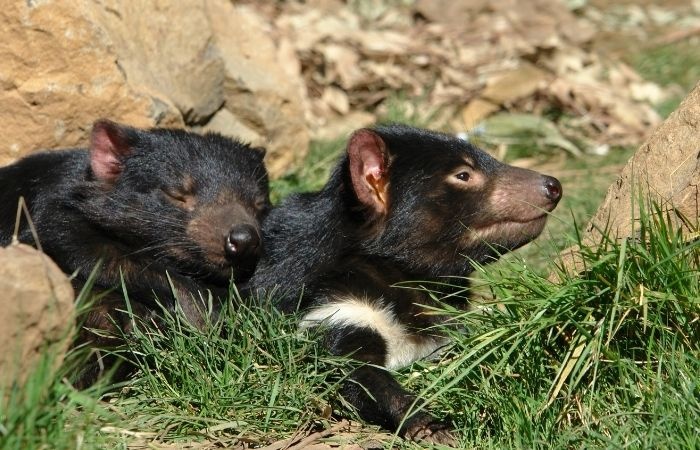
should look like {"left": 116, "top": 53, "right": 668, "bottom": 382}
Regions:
{"left": 162, "top": 188, "right": 195, "bottom": 210}
{"left": 254, "top": 196, "right": 271, "bottom": 216}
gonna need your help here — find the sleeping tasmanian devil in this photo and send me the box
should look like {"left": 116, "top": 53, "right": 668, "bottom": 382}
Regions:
{"left": 0, "top": 120, "right": 270, "bottom": 383}
{"left": 248, "top": 125, "right": 562, "bottom": 444}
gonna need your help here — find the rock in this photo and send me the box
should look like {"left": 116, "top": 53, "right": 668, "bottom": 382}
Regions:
{"left": 585, "top": 81, "right": 700, "bottom": 241}
{"left": 0, "top": 0, "right": 309, "bottom": 177}
{"left": 559, "top": 82, "right": 700, "bottom": 274}
{"left": 0, "top": 244, "right": 75, "bottom": 393}
{"left": 91, "top": 0, "right": 225, "bottom": 126}
{"left": 0, "top": 1, "right": 182, "bottom": 167}
{"left": 205, "top": 1, "right": 310, "bottom": 177}
{"left": 200, "top": 108, "right": 264, "bottom": 149}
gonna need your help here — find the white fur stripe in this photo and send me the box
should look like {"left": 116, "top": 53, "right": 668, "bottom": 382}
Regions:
{"left": 300, "top": 297, "right": 447, "bottom": 370}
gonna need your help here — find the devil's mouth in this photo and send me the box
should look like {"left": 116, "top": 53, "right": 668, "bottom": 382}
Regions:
{"left": 474, "top": 213, "right": 548, "bottom": 231}
{"left": 208, "top": 257, "right": 258, "bottom": 284}
{"left": 466, "top": 214, "right": 549, "bottom": 250}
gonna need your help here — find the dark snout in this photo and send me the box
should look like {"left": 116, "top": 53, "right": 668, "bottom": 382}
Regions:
{"left": 225, "top": 224, "right": 261, "bottom": 263}
{"left": 541, "top": 175, "right": 562, "bottom": 209}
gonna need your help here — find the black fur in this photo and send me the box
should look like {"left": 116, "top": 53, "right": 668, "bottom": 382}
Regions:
{"left": 0, "top": 120, "right": 270, "bottom": 384}
{"left": 249, "top": 125, "right": 562, "bottom": 444}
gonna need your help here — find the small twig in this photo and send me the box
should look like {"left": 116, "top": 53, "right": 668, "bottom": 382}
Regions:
{"left": 653, "top": 25, "right": 700, "bottom": 47}
{"left": 99, "top": 426, "right": 158, "bottom": 438}
{"left": 258, "top": 420, "right": 349, "bottom": 450}
{"left": 285, "top": 421, "right": 347, "bottom": 450}
{"left": 256, "top": 426, "right": 309, "bottom": 450}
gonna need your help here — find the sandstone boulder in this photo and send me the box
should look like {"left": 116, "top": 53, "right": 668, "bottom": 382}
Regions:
{"left": 559, "top": 82, "right": 700, "bottom": 273}
{"left": 203, "top": 1, "right": 310, "bottom": 177}
{"left": 0, "top": 0, "right": 309, "bottom": 177}
{"left": 582, "top": 82, "right": 700, "bottom": 244}
{"left": 0, "top": 244, "right": 75, "bottom": 393}
{"left": 0, "top": 1, "right": 180, "bottom": 167}
{"left": 91, "top": 0, "right": 225, "bottom": 126}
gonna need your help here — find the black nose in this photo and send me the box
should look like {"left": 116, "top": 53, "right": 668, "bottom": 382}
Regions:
{"left": 542, "top": 176, "right": 562, "bottom": 203}
{"left": 225, "top": 224, "right": 261, "bottom": 260}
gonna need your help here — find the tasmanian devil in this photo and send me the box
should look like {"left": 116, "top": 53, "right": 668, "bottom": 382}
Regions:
{"left": 0, "top": 119, "right": 270, "bottom": 381}
{"left": 248, "top": 125, "right": 562, "bottom": 444}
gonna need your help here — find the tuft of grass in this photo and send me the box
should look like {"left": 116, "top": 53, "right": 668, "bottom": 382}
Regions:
{"left": 113, "top": 295, "right": 352, "bottom": 446}
{"left": 398, "top": 200, "right": 699, "bottom": 448}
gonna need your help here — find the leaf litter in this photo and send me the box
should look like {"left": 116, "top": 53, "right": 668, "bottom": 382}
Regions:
{"left": 241, "top": 0, "right": 675, "bottom": 155}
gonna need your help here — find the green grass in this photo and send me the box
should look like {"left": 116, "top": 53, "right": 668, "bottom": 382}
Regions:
{"left": 114, "top": 298, "right": 351, "bottom": 444}
{"left": 1, "top": 291, "right": 354, "bottom": 449}
{"left": 402, "top": 201, "right": 700, "bottom": 448}
{"left": 632, "top": 40, "right": 700, "bottom": 90}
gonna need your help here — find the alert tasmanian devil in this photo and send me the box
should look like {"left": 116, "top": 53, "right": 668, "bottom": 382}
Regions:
{"left": 248, "top": 125, "right": 562, "bottom": 444}
{"left": 0, "top": 119, "right": 270, "bottom": 383}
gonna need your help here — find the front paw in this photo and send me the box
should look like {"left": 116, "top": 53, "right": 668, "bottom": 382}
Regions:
{"left": 402, "top": 413, "right": 458, "bottom": 446}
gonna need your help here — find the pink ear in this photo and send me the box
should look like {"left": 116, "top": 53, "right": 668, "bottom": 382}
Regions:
{"left": 347, "top": 129, "right": 389, "bottom": 215}
{"left": 89, "top": 120, "right": 134, "bottom": 183}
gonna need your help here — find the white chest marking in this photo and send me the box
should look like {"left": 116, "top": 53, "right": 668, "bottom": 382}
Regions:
{"left": 299, "top": 296, "right": 448, "bottom": 370}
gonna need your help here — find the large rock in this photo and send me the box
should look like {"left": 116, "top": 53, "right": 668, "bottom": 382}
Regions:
{"left": 0, "top": 1, "right": 180, "bottom": 167}
{"left": 91, "top": 0, "right": 225, "bottom": 126}
{"left": 203, "top": 1, "right": 310, "bottom": 176}
{"left": 0, "top": 244, "right": 75, "bottom": 392}
{"left": 0, "top": 0, "right": 309, "bottom": 177}
{"left": 582, "top": 82, "right": 700, "bottom": 244}
{"left": 559, "top": 82, "right": 700, "bottom": 273}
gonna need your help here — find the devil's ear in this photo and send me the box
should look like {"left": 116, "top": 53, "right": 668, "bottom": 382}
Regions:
{"left": 252, "top": 146, "right": 267, "bottom": 158}
{"left": 347, "top": 128, "right": 390, "bottom": 216}
{"left": 89, "top": 119, "right": 136, "bottom": 183}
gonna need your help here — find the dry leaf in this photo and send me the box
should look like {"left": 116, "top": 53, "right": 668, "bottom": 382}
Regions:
{"left": 321, "top": 86, "right": 350, "bottom": 115}
{"left": 461, "top": 98, "right": 500, "bottom": 129}
{"left": 259, "top": 0, "right": 665, "bottom": 142}
{"left": 481, "top": 63, "right": 550, "bottom": 105}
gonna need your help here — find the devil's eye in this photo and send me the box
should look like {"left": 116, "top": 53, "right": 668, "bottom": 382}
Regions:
{"left": 162, "top": 187, "right": 196, "bottom": 211}
{"left": 254, "top": 196, "right": 269, "bottom": 211}
{"left": 455, "top": 172, "right": 471, "bottom": 182}
{"left": 163, "top": 188, "right": 186, "bottom": 202}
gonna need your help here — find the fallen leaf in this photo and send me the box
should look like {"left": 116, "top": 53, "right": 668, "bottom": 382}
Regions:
{"left": 461, "top": 98, "right": 500, "bottom": 129}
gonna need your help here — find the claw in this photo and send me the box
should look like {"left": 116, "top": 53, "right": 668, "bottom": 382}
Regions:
{"left": 403, "top": 415, "right": 458, "bottom": 447}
